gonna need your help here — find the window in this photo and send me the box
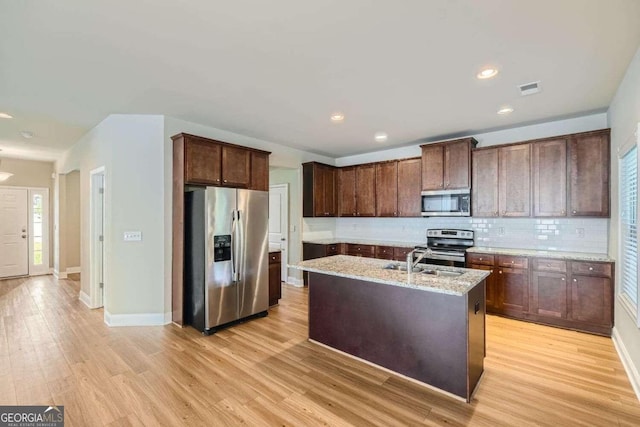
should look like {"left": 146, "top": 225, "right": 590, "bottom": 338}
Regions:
{"left": 32, "top": 194, "right": 43, "bottom": 266}
{"left": 620, "top": 144, "right": 638, "bottom": 321}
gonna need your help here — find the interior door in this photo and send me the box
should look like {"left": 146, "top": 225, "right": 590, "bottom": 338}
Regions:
{"left": 269, "top": 184, "right": 288, "bottom": 281}
{"left": 0, "top": 188, "right": 29, "bottom": 278}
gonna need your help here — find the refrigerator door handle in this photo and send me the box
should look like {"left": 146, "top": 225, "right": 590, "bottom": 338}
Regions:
{"left": 231, "top": 210, "right": 239, "bottom": 282}
{"left": 237, "top": 209, "right": 243, "bottom": 282}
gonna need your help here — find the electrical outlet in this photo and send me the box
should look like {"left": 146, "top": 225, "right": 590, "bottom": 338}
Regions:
{"left": 498, "top": 227, "right": 505, "bottom": 236}
{"left": 124, "top": 231, "right": 142, "bottom": 241}
{"left": 576, "top": 228, "right": 585, "bottom": 238}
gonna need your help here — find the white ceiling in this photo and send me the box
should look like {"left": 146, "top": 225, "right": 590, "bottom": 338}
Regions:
{"left": 1, "top": 0, "right": 640, "bottom": 161}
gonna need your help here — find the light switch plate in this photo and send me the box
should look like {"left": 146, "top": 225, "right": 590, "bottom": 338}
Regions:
{"left": 124, "top": 231, "right": 142, "bottom": 241}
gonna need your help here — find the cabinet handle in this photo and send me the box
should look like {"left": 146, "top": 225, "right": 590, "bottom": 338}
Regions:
{"left": 546, "top": 264, "right": 551, "bottom": 267}
{"left": 223, "top": 179, "right": 228, "bottom": 183}
{"left": 511, "top": 261, "right": 515, "bottom": 264}
{"left": 561, "top": 277, "right": 565, "bottom": 281}
{"left": 572, "top": 210, "right": 577, "bottom": 214}
{"left": 499, "top": 270, "right": 502, "bottom": 274}
{"left": 479, "top": 257, "right": 483, "bottom": 261}
{"left": 494, "top": 211, "right": 499, "bottom": 216}
{"left": 561, "top": 209, "right": 566, "bottom": 215}
{"left": 216, "top": 178, "right": 220, "bottom": 182}
{"left": 502, "top": 210, "right": 506, "bottom": 215}
{"left": 588, "top": 267, "right": 593, "bottom": 271}
{"left": 573, "top": 279, "right": 577, "bottom": 282}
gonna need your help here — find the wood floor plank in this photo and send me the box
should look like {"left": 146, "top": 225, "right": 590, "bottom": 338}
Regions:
{"left": 1, "top": 275, "right": 638, "bottom": 426}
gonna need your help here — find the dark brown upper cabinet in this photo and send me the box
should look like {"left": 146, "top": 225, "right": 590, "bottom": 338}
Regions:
{"left": 499, "top": 143, "right": 531, "bottom": 217}
{"left": 532, "top": 138, "right": 567, "bottom": 217}
{"left": 568, "top": 129, "right": 610, "bottom": 217}
{"left": 375, "top": 161, "right": 398, "bottom": 217}
{"left": 421, "top": 138, "right": 477, "bottom": 191}
{"left": 355, "top": 164, "right": 376, "bottom": 217}
{"left": 302, "top": 162, "right": 337, "bottom": 217}
{"left": 471, "top": 148, "right": 499, "bottom": 217}
{"left": 338, "top": 166, "right": 357, "bottom": 216}
{"left": 174, "top": 133, "right": 269, "bottom": 190}
{"left": 397, "top": 157, "right": 422, "bottom": 217}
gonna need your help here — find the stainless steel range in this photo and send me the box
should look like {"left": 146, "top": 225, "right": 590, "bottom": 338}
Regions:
{"left": 414, "top": 229, "right": 474, "bottom": 267}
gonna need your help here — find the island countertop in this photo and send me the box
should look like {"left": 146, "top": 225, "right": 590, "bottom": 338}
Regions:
{"left": 291, "top": 255, "right": 488, "bottom": 296}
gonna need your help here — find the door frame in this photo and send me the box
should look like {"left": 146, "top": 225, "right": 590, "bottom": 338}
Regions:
{"left": 269, "top": 183, "right": 289, "bottom": 282}
{"left": 89, "top": 166, "right": 106, "bottom": 309}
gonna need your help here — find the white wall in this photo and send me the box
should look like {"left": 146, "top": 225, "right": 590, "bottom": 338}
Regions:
{"left": 58, "top": 114, "right": 166, "bottom": 321}
{"left": 607, "top": 45, "right": 640, "bottom": 397}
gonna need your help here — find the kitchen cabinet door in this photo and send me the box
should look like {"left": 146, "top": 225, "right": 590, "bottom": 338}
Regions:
{"left": 421, "top": 144, "right": 444, "bottom": 191}
{"left": 314, "top": 164, "right": 337, "bottom": 217}
{"left": 355, "top": 164, "right": 376, "bottom": 216}
{"left": 568, "top": 130, "right": 610, "bottom": 217}
{"left": 269, "top": 252, "right": 281, "bottom": 306}
{"left": 569, "top": 275, "right": 612, "bottom": 327}
{"left": 532, "top": 139, "right": 567, "bottom": 217}
{"left": 375, "top": 245, "right": 395, "bottom": 260}
{"left": 376, "top": 161, "right": 398, "bottom": 217}
{"left": 445, "top": 140, "right": 472, "bottom": 189}
{"left": 338, "top": 167, "right": 357, "bottom": 216}
{"left": 470, "top": 264, "right": 498, "bottom": 313}
{"left": 499, "top": 144, "right": 531, "bottom": 217}
{"left": 250, "top": 151, "right": 269, "bottom": 191}
{"left": 393, "top": 247, "right": 413, "bottom": 261}
{"left": 184, "top": 139, "right": 222, "bottom": 185}
{"left": 397, "top": 158, "right": 422, "bottom": 217}
{"left": 498, "top": 267, "right": 529, "bottom": 316}
{"left": 531, "top": 271, "right": 568, "bottom": 319}
{"left": 471, "top": 148, "right": 499, "bottom": 217}
{"left": 221, "top": 145, "right": 251, "bottom": 188}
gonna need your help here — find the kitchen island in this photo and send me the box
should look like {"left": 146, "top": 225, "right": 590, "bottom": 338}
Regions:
{"left": 292, "top": 255, "right": 489, "bottom": 402}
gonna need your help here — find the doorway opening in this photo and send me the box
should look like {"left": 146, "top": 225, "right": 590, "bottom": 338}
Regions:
{"left": 269, "top": 183, "right": 289, "bottom": 282}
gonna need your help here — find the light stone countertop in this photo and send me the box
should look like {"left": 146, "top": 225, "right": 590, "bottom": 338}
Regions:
{"left": 468, "top": 247, "right": 614, "bottom": 262}
{"left": 291, "top": 255, "right": 489, "bottom": 296}
{"left": 302, "top": 238, "right": 422, "bottom": 248}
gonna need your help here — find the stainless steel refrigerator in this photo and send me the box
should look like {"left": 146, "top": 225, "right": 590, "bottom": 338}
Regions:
{"left": 184, "top": 186, "right": 269, "bottom": 334}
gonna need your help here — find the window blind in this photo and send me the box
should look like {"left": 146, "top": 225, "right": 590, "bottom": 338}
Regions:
{"left": 620, "top": 145, "right": 638, "bottom": 310}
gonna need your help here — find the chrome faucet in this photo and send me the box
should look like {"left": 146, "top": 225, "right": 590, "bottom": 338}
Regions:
{"left": 406, "top": 248, "right": 432, "bottom": 282}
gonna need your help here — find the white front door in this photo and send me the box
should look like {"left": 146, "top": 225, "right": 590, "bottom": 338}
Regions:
{"left": 0, "top": 188, "right": 29, "bottom": 278}
{"left": 269, "top": 184, "right": 289, "bottom": 282}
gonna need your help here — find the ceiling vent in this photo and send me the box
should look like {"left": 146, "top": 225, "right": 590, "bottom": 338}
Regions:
{"left": 518, "top": 81, "right": 541, "bottom": 96}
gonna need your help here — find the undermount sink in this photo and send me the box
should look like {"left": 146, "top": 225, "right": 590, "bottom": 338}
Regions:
{"left": 383, "top": 263, "right": 423, "bottom": 273}
{"left": 422, "top": 269, "right": 463, "bottom": 278}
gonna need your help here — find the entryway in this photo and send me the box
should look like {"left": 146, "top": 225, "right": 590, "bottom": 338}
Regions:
{"left": 0, "top": 187, "right": 50, "bottom": 278}
{"left": 269, "top": 183, "right": 288, "bottom": 282}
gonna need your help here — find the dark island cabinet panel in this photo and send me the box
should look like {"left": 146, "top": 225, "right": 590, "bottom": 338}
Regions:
{"left": 470, "top": 264, "right": 498, "bottom": 312}
{"left": 397, "top": 158, "right": 422, "bottom": 217}
{"left": 532, "top": 139, "right": 567, "bottom": 217}
{"left": 375, "top": 161, "right": 398, "bottom": 217}
{"left": 568, "top": 130, "right": 610, "bottom": 217}
{"left": 472, "top": 148, "right": 499, "bottom": 217}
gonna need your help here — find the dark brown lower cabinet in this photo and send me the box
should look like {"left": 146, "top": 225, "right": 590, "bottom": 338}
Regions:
{"left": 530, "top": 271, "right": 568, "bottom": 319}
{"left": 269, "top": 251, "right": 281, "bottom": 306}
{"left": 467, "top": 253, "right": 613, "bottom": 336}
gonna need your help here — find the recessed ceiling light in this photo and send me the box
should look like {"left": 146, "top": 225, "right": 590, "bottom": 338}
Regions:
{"left": 330, "top": 112, "right": 345, "bottom": 122}
{"left": 0, "top": 112, "right": 13, "bottom": 119}
{"left": 20, "top": 131, "right": 34, "bottom": 139}
{"left": 477, "top": 67, "right": 499, "bottom": 80}
{"left": 497, "top": 106, "right": 514, "bottom": 115}
{"left": 374, "top": 132, "right": 388, "bottom": 143}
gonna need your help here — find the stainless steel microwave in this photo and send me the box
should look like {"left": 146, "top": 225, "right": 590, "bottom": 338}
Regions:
{"left": 421, "top": 189, "right": 471, "bottom": 217}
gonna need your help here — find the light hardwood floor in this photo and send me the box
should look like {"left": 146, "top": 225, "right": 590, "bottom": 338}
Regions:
{"left": 1, "top": 275, "right": 639, "bottom": 426}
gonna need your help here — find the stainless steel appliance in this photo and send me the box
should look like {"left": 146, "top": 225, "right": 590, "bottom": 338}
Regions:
{"left": 184, "top": 186, "right": 269, "bottom": 334}
{"left": 421, "top": 189, "right": 471, "bottom": 217}
{"left": 414, "top": 229, "right": 474, "bottom": 267}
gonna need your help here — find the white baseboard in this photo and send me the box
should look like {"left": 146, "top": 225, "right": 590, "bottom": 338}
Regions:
{"left": 287, "top": 276, "right": 304, "bottom": 287}
{"left": 104, "top": 310, "right": 172, "bottom": 327}
{"left": 79, "top": 291, "right": 92, "bottom": 308}
{"left": 612, "top": 326, "right": 640, "bottom": 402}
{"left": 53, "top": 269, "right": 67, "bottom": 279}
{"left": 66, "top": 266, "right": 81, "bottom": 274}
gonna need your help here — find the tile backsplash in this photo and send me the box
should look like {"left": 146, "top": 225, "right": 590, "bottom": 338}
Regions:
{"left": 303, "top": 217, "right": 609, "bottom": 254}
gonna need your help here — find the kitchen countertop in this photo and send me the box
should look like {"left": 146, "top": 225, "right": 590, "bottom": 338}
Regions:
{"left": 302, "top": 238, "right": 422, "bottom": 248}
{"left": 468, "top": 247, "right": 614, "bottom": 262}
{"left": 291, "top": 255, "right": 489, "bottom": 296}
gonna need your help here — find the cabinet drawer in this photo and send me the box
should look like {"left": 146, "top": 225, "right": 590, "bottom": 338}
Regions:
{"left": 376, "top": 246, "right": 395, "bottom": 260}
{"left": 393, "top": 247, "right": 414, "bottom": 261}
{"left": 326, "top": 244, "right": 339, "bottom": 256}
{"left": 532, "top": 258, "right": 567, "bottom": 273}
{"left": 571, "top": 262, "right": 611, "bottom": 277}
{"left": 269, "top": 252, "right": 281, "bottom": 264}
{"left": 498, "top": 255, "right": 529, "bottom": 269}
{"left": 466, "top": 253, "right": 494, "bottom": 266}
{"left": 346, "top": 244, "right": 376, "bottom": 257}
